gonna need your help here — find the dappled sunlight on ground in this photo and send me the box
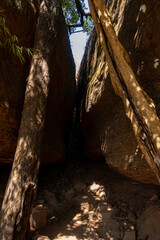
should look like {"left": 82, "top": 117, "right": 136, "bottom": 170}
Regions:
{"left": 51, "top": 180, "right": 118, "bottom": 240}
{"left": 55, "top": 236, "right": 78, "bottom": 240}
{"left": 33, "top": 158, "right": 160, "bottom": 240}
{"left": 1, "top": 159, "right": 159, "bottom": 240}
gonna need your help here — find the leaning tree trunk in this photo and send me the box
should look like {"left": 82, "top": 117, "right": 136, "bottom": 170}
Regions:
{"left": 0, "top": 0, "right": 63, "bottom": 239}
{"left": 88, "top": 0, "right": 160, "bottom": 183}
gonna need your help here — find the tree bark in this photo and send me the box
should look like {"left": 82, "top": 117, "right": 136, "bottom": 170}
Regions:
{"left": 0, "top": 0, "right": 63, "bottom": 239}
{"left": 88, "top": 0, "right": 160, "bottom": 183}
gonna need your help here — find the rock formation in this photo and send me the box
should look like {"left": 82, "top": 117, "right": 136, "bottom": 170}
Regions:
{"left": 0, "top": 0, "right": 76, "bottom": 165}
{"left": 77, "top": 0, "right": 160, "bottom": 184}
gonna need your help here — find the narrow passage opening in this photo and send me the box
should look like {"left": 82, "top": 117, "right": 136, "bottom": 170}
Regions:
{"left": 70, "top": 31, "right": 88, "bottom": 70}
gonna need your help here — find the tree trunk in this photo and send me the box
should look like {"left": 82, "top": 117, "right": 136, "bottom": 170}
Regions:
{"left": 88, "top": 0, "right": 160, "bottom": 183}
{"left": 0, "top": 0, "right": 63, "bottom": 239}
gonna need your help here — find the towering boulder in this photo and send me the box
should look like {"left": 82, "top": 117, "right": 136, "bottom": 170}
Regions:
{"left": 0, "top": 0, "right": 38, "bottom": 164}
{"left": 41, "top": 3, "right": 76, "bottom": 164}
{"left": 0, "top": 0, "right": 76, "bottom": 165}
{"left": 77, "top": 0, "right": 160, "bottom": 184}
{"left": 0, "top": 0, "right": 76, "bottom": 238}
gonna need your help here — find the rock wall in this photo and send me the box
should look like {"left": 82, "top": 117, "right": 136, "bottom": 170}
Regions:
{"left": 40, "top": 0, "right": 76, "bottom": 164}
{"left": 0, "top": 0, "right": 76, "bottom": 164}
{"left": 77, "top": 0, "right": 160, "bottom": 184}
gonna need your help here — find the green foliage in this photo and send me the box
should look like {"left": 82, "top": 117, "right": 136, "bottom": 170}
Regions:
{"left": 62, "top": 0, "right": 80, "bottom": 26}
{"left": 61, "top": 0, "right": 93, "bottom": 34}
{"left": 0, "top": 1, "right": 93, "bottom": 61}
{"left": 83, "top": 15, "right": 93, "bottom": 34}
{"left": 0, "top": 15, "right": 37, "bottom": 63}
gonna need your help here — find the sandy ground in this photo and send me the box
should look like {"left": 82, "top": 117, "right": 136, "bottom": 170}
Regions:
{"left": 0, "top": 135, "right": 160, "bottom": 240}
{"left": 31, "top": 157, "right": 160, "bottom": 240}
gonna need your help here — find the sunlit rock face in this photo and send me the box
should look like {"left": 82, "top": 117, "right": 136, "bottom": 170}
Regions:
{"left": 77, "top": 0, "right": 160, "bottom": 184}
{"left": 0, "top": 0, "right": 76, "bottom": 164}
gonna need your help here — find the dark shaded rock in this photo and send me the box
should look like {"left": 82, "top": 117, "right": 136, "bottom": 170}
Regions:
{"left": 0, "top": 0, "right": 76, "bottom": 165}
{"left": 77, "top": 0, "right": 160, "bottom": 184}
{"left": 30, "top": 205, "right": 48, "bottom": 231}
{"left": 40, "top": 6, "right": 76, "bottom": 163}
{"left": 124, "top": 231, "right": 135, "bottom": 240}
{"left": 137, "top": 203, "right": 160, "bottom": 240}
{"left": 0, "top": 0, "right": 38, "bottom": 164}
{"left": 65, "top": 189, "right": 75, "bottom": 200}
{"left": 43, "top": 190, "right": 59, "bottom": 211}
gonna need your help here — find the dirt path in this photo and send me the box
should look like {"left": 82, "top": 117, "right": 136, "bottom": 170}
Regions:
{"left": 29, "top": 157, "right": 160, "bottom": 240}
{"left": 0, "top": 135, "right": 160, "bottom": 240}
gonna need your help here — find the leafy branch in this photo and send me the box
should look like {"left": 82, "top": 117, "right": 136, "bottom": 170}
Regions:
{"left": 0, "top": 14, "right": 37, "bottom": 63}
{"left": 62, "top": 0, "right": 93, "bottom": 34}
